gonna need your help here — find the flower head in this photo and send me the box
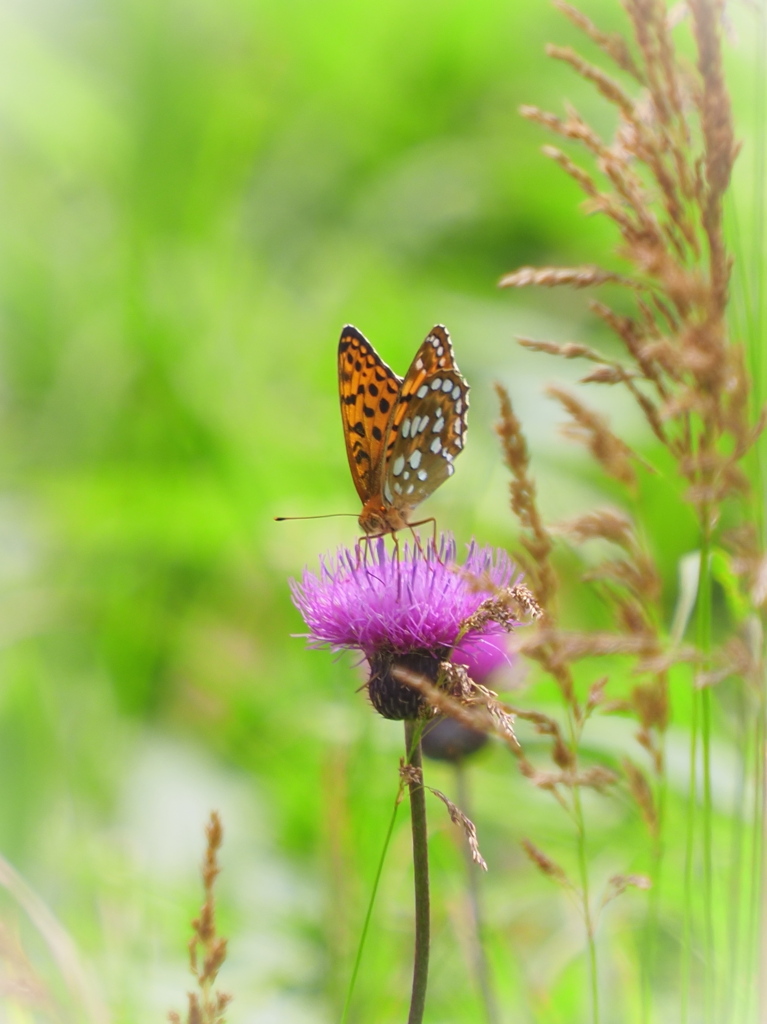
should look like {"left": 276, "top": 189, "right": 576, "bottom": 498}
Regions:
{"left": 290, "top": 534, "right": 518, "bottom": 719}
{"left": 451, "top": 630, "right": 511, "bottom": 682}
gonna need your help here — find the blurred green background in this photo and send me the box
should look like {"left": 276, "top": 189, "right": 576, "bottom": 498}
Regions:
{"left": 0, "top": 0, "right": 761, "bottom": 1021}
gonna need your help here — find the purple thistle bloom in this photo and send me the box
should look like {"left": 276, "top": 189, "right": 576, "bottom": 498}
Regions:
{"left": 290, "top": 535, "right": 514, "bottom": 655}
{"left": 451, "top": 631, "right": 512, "bottom": 682}
{"left": 290, "top": 534, "right": 518, "bottom": 719}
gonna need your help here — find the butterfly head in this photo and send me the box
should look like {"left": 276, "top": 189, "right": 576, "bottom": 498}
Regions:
{"left": 358, "top": 496, "right": 410, "bottom": 536}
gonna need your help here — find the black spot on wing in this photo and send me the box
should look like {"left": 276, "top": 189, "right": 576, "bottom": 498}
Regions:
{"left": 340, "top": 325, "right": 370, "bottom": 347}
{"left": 338, "top": 324, "right": 405, "bottom": 506}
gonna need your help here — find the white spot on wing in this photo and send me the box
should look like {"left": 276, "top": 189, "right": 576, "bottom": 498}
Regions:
{"left": 433, "top": 417, "right": 445, "bottom": 434}
{"left": 455, "top": 400, "right": 463, "bottom": 415}
{"left": 430, "top": 437, "right": 441, "bottom": 454}
{"left": 451, "top": 385, "right": 461, "bottom": 400}
{"left": 417, "top": 469, "right": 428, "bottom": 481}
{"left": 417, "top": 384, "right": 429, "bottom": 399}
{"left": 418, "top": 416, "right": 429, "bottom": 432}
{"left": 384, "top": 481, "right": 394, "bottom": 503}
{"left": 442, "top": 379, "right": 453, "bottom": 393}
{"left": 409, "top": 450, "right": 422, "bottom": 470}
{"left": 402, "top": 418, "right": 411, "bottom": 439}
{"left": 430, "top": 378, "right": 442, "bottom": 391}
{"left": 392, "top": 455, "right": 405, "bottom": 477}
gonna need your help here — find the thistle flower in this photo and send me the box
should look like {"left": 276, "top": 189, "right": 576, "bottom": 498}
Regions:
{"left": 452, "top": 631, "right": 511, "bottom": 682}
{"left": 290, "top": 535, "right": 517, "bottom": 720}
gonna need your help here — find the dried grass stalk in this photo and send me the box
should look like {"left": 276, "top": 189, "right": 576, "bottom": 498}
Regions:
{"left": 494, "top": 383, "right": 558, "bottom": 609}
{"left": 500, "top": 265, "right": 636, "bottom": 289}
{"left": 494, "top": 7, "right": 760, "bottom": 1003}
{"left": 429, "top": 786, "right": 488, "bottom": 870}
{"left": 168, "top": 813, "right": 231, "bottom": 1024}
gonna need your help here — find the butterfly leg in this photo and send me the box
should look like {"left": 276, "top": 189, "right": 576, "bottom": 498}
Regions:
{"left": 406, "top": 517, "right": 440, "bottom": 562}
{"left": 408, "top": 526, "right": 427, "bottom": 563}
{"left": 390, "top": 531, "right": 404, "bottom": 599}
{"left": 392, "top": 530, "right": 401, "bottom": 563}
{"left": 355, "top": 531, "right": 396, "bottom": 569}
{"left": 354, "top": 535, "right": 371, "bottom": 568}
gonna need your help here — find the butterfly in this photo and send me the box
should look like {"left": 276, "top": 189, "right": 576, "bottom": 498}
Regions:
{"left": 338, "top": 324, "right": 469, "bottom": 536}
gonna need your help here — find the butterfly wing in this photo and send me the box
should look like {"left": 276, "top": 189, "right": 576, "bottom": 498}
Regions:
{"left": 338, "top": 325, "right": 402, "bottom": 504}
{"left": 380, "top": 325, "right": 470, "bottom": 510}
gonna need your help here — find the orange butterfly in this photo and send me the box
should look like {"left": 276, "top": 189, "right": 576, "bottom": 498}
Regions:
{"left": 338, "top": 324, "right": 469, "bottom": 536}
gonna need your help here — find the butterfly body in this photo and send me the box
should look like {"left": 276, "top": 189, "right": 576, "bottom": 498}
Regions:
{"left": 338, "top": 324, "right": 469, "bottom": 536}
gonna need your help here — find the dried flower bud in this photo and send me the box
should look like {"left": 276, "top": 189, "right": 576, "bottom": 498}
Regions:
{"left": 421, "top": 714, "right": 489, "bottom": 763}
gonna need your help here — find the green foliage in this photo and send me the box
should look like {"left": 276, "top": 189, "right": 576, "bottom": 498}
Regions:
{"left": 0, "top": 0, "right": 762, "bottom": 1021}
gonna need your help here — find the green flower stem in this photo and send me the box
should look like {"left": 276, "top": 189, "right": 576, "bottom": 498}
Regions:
{"left": 405, "top": 720, "right": 430, "bottom": 1024}
{"left": 455, "top": 760, "right": 500, "bottom": 1024}
{"left": 567, "top": 714, "right": 599, "bottom": 1024}
{"left": 749, "top": 695, "right": 766, "bottom": 1022}
{"left": 339, "top": 788, "right": 402, "bottom": 1024}
{"left": 681, "top": 661, "right": 699, "bottom": 1024}
{"left": 573, "top": 781, "right": 599, "bottom": 1024}
{"left": 698, "top": 528, "right": 715, "bottom": 1023}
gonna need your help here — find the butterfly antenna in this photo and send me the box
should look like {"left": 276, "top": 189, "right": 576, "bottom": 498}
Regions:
{"left": 274, "top": 513, "right": 359, "bottom": 522}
